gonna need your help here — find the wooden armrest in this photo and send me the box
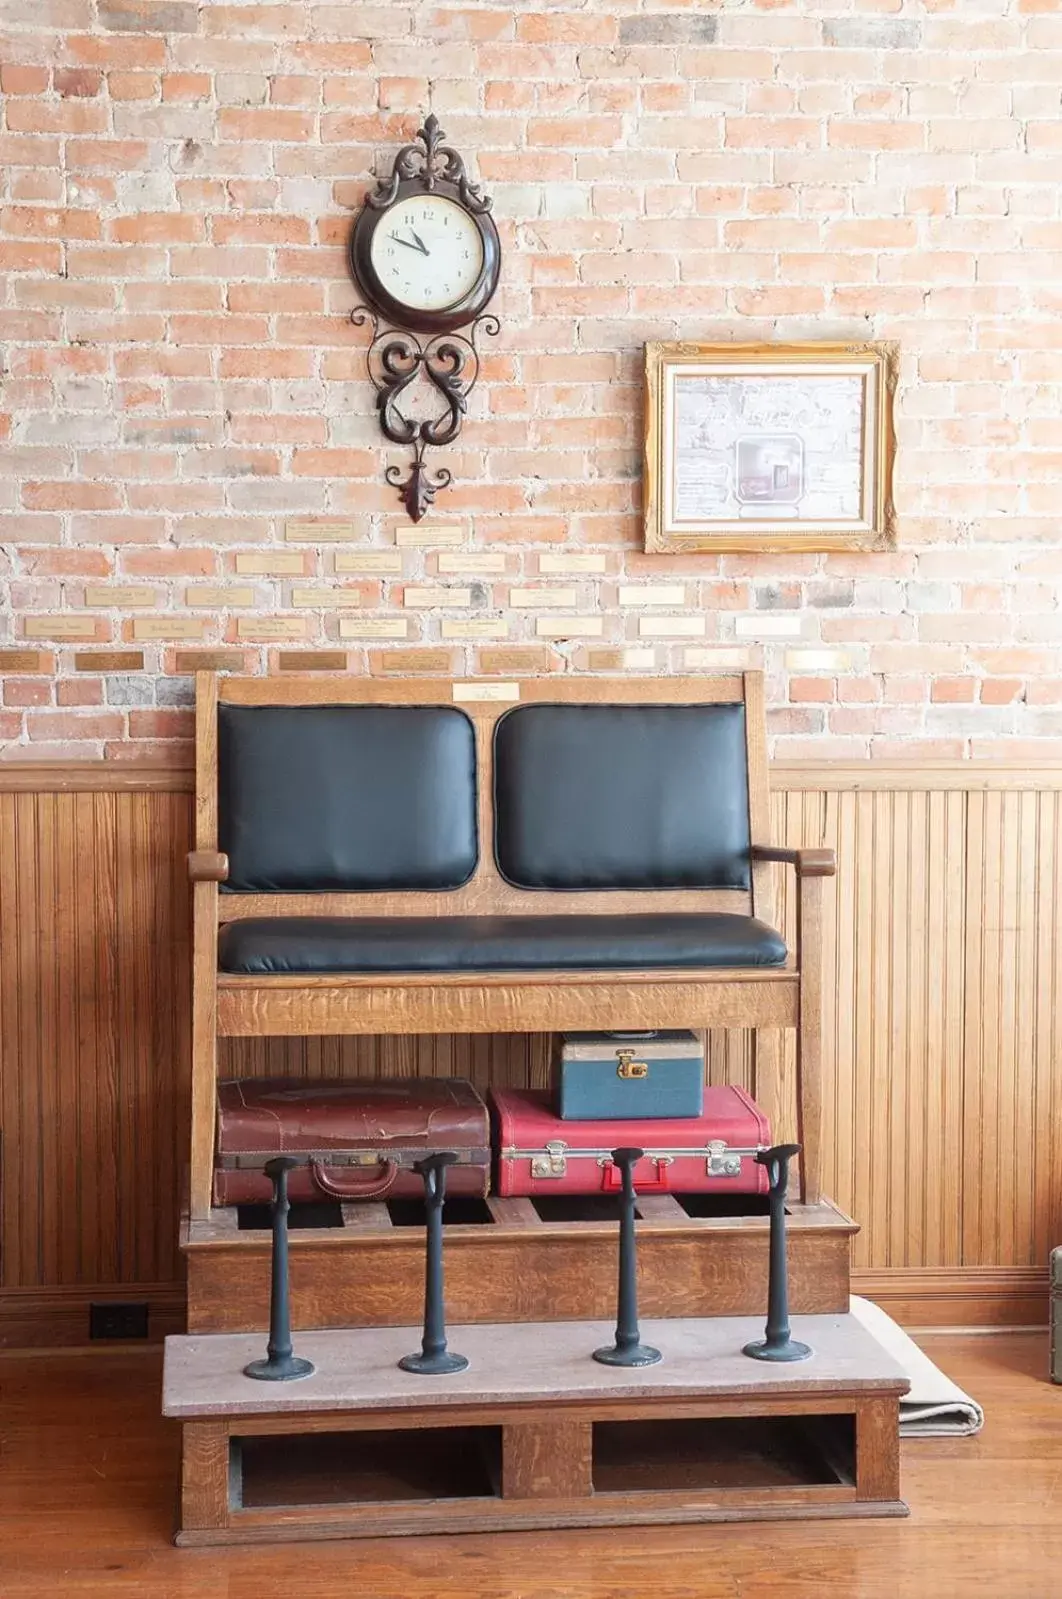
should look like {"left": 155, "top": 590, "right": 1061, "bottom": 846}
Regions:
{"left": 751, "top": 845, "right": 836, "bottom": 878}
{"left": 187, "top": 850, "right": 229, "bottom": 883}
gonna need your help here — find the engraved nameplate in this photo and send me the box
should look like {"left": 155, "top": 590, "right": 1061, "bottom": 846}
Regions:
{"left": 452, "top": 682, "right": 520, "bottom": 703}
{"left": 441, "top": 620, "right": 509, "bottom": 640}
{"left": 618, "top": 585, "right": 687, "bottom": 607}
{"left": 234, "top": 552, "right": 305, "bottom": 575}
{"left": 291, "top": 588, "right": 362, "bottom": 609}
{"left": 0, "top": 649, "right": 48, "bottom": 671}
{"left": 535, "top": 616, "right": 604, "bottom": 638}
{"left": 509, "top": 587, "right": 577, "bottom": 608}
{"left": 285, "top": 520, "right": 356, "bottom": 543}
{"left": 185, "top": 587, "right": 255, "bottom": 607}
{"left": 479, "top": 648, "right": 552, "bottom": 675}
{"left": 339, "top": 618, "right": 409, "bottom": 639}
{"left": 83, "top": 586, "right": 156, "bottom": 608}
{"left": 377, "top": 649, "right": 454, "bottom": 673}
{"left": 74, "top": 650, "right": 145, "bottom": 673}
{"left": 236, "top": 618, "right": 309, "bottom": 639}
{"left": 24, "top": 616, "right": 99, "bottom": 639}
{"left": 335, "top": 551, "right": 403, "bottom": 574}
{"left": 436, "top": 551, "right": 507, "bottom": 574}
{"left": 132, "top": 618, "right": 207, "bottom": 640}
{"left": 276, "top": 652, "right": 348, "bottom": 671}
{"left": 403, "top": 587, "right": 472, "bottom": 608}
{"left": 394, "top": 524, "right": 466, "bottom": 547}
{"left": 584, "top": 647, "right": 656, "bottom": 671}
{"left": 638, "top": 616, "right": 705, "bottom": 638}
{"left": 174, "top": 650, "right": 248, "bottom": 672}
{"left": 538, "top": 552, "right": 607, "bottom": 574}
{"left": 685, "top": 647, "right": 751, "bottom": 670}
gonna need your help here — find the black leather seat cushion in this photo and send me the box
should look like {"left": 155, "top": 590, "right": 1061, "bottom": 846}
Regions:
{"left": 218, "top": 913, "right": 787, "bottom": 975}
{"left": 493, "top": 703, "right": 751, "bottom": 890}
{"left": 218, "top": 703, "right": 478, "bottom": 892}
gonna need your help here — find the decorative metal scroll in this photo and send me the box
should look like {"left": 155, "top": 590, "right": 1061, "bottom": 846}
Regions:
{"left": 366, "top": 113, "right": 492, "bottom": 217}
{"left": 350, "top": 306, "right": 500, "bottom": 522}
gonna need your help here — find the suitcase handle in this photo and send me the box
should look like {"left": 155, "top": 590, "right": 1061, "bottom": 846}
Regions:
{"left": 600, "top": 1155, "right": 672, "bottom": 1193}
{"left": 309, "top": 1158, "right": 399, "bottom": 1201}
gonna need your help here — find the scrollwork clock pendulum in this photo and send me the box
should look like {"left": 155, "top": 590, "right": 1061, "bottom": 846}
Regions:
{"left": 348, "top": 115, "right": 502, "bottom": 521}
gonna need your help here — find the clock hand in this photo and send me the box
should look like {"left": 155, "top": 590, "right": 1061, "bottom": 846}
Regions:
{"left": 410, "top": 229, "right": 430, "bottom": 256}
{"left": 390, "top": 232, "right": 424, "bottom": 253}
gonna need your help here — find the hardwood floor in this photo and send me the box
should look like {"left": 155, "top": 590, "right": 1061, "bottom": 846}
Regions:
{"left": 1, "top": 1332, "right": 1061, "bottom": 1598}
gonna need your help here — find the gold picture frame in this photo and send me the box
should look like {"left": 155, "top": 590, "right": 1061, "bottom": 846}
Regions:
{"left": 643, "top": 341, "right": 898, "bottom": 553}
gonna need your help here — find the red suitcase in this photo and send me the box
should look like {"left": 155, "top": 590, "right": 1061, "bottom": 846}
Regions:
{"left": 491, "top": 1086, "right": 770, "bottom": 1199}
{"left": 213, "top": 1078, "right": 490, "bottom": 1206}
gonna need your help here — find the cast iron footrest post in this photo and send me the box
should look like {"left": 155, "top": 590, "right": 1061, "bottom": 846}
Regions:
{"left": 399, "top": 1152, "right": 469, "bottom": 1376}
{"left": 244, "top": 1156, "right": 315, "bottom": 1383}
{"left": 593, "top": 1147, "right": 662, "bottom": 1368}
{"left": 743, "top": 1142, "right": 813, "bottom": 1364}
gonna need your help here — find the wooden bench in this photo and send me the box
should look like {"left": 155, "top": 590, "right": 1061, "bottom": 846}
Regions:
{"left": 188, "top": 670, "right": 834, "bottom": 1222}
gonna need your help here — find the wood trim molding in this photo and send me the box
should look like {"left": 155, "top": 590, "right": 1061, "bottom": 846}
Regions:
{"left": 0, "top": 762, "right": 194, "bottom": 792}
{"left": 0, "top": 1285, "right": 186, "bottom": 1349}
{"left": 852, "top": 1267, "right": 1049, "bottom": 1329}
{"left": 3, "top": 756, "right": 1062, "bottom": 796}
{"left": 0, "top": 1269, "right": 1046, "bottom": 1349}
{"left": 773, "top": 761, "right": 1062, "bottom": 792}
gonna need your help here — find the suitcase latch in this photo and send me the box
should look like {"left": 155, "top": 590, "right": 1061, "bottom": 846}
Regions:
{"left": 531, "top": 1140, "right": 568, "bottom": 1179}
{"left": 707, "top": 1139, "right": 742, "bottom": 1179}
{"left": 616, "top": 1049, "right": 649, "bottom": 1080}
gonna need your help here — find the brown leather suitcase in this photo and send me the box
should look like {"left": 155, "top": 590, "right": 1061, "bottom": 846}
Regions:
{"left": 213, "top": 1078, "right": 490, "bottom": 1205}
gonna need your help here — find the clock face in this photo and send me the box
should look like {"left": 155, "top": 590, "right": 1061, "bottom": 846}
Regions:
{"left": 369, "top": 195, "right": 485, "bottom": 314}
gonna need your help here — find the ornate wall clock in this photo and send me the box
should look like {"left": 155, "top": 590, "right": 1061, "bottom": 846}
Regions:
{"left": 348, "top": 115, "right": 502, "bottom": 521}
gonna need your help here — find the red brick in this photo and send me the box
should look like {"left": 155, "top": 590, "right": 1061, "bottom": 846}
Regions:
{"left": 54, "top": 68, "right": 102, "bottom": 96}
{"left": 26, "top": 711, "right": 124, "bottom": 741}
{"left": 127, "top": 709, "right": 194, "bottom": 739}
{"left": 3, "top": 679, "right": 52, "bottom": 708}
{"left": 57, "top": 678, "right": 104, "bottom": 706}
{"left": 107, "top": 69, "right": 159, "bottom": 101}
{"left": 931, "top": 677, "right": 977, "bottom": 704}
{"left": 1, "top": 206, "right": 100, "bottom": 241}
{"left": 0, "top": 66, "right": 50, "bottom": 94}
{"left": 23, "top": 482, "right": 121, "bottom": 511}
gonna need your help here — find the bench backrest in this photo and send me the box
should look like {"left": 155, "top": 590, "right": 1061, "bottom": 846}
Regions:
{"left": 196, "top": 672, "right": 774, "bottom": 924}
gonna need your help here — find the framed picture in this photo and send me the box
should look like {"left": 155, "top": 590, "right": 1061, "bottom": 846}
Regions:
{"left": 643, "top": 341, "right": 897, "bottom": 553}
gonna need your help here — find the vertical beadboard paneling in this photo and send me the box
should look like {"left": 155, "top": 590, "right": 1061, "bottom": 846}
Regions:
{"left": 2, "top": 766, "right": 1062, "bottom": 1296}
{"left": 0, "top": 787, "right": 194, "bottom": 1291}
{"left": 711, "top": 773, "right": 1062, "bottom": 1271}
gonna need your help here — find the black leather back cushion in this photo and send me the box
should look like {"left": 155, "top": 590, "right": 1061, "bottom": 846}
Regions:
{"left": 218, "top": 704, "right": 478, "bottom": 892}
{"left": 493, "top": 703, "right": 751, "bottom": 890}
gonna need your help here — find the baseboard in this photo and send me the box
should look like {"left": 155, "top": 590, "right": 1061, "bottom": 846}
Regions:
{"left": 0, "top": 1284, "right": 186, "bottom": 1350}
{"left": 0, "top": 1268, "right": 1047, "bottom": 1350}
{"left": 853, "top": 1266, "right": 1049, "bottom": 1328}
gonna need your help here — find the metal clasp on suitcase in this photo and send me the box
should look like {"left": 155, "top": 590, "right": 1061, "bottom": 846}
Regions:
{"left": 615, "top": 1048, "right": 649, "bottom": 1080}
{"left": 707, "top": 1139, "right": 747, "bottom": 1178}
{"left": 530, "top": 1140, "right": 570, "bottom": 1179}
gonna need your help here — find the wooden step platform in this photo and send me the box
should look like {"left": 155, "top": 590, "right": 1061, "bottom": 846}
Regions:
{"left": 183, "top": 1195, "right": 856, "bottom": 1333}
{"left": 164, "top": 1312, "right": 908, "bottom": 1544}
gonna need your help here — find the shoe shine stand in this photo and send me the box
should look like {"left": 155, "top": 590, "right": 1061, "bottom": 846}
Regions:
{"left": 165, "top": 1142, "right": 910, "bottom": 1545}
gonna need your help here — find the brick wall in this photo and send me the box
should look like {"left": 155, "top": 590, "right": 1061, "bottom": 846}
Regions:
{"left": 1, "top": 0, "right": 1061, "bottom": 762}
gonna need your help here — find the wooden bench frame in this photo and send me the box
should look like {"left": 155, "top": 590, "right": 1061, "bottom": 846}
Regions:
{"left": 188, "top": 670, "right": 834, "bottom": 1219}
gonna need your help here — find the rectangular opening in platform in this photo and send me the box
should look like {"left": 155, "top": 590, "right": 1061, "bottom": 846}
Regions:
{"left": 530, "top": 1195, "right": 622, "bottom": 1223}
{"left": 677, "top": 1193, "right": 771, "bottom": 1219}
{"left": 233, "top": 1426, "right": 502, "bottom": 1509}
{"left": 591, "top": 1415, "right": 854, "bottom": 1494}
{"left": 237, "top": 1202, "right": 344, "bottom": 1231}
{"left": 385, "top": 1195, "right": 495, "bottom": 1227}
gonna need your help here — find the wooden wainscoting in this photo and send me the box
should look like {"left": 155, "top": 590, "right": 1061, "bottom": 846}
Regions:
{"left": 1, "top": 760, "right": 1061, "bottom": 1343}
